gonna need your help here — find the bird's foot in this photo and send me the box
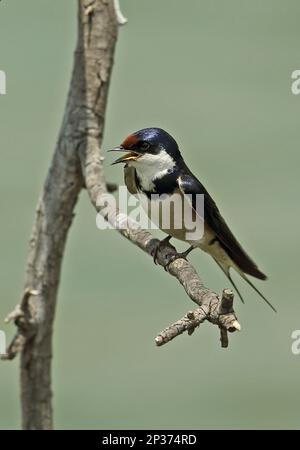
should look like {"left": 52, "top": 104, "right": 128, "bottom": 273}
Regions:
{"left": 165, "top": 245, "right": 195, "bottom": 268}
{"left": 152, "top": 235, "right": 172, "bottom": 265}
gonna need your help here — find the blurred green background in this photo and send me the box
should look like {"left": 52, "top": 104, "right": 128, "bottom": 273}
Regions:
{"left": 0, "top": 0, "right": 300, "bottom": 429}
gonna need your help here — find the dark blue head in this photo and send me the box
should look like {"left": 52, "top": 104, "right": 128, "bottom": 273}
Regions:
{"left": 126, "top": 128, "right": 182, "bottom": 159}
{"left": 111, "top": 128, "right": 182, "bottom": 167}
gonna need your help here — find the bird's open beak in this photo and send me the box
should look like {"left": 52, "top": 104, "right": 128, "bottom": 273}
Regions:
{"left": 109, "top": 146, "right": 141, "bottom": 165}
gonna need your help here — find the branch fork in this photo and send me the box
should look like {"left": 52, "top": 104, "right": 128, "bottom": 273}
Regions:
{"left": 155, "top": 288, "right": 240, "bottom": 348}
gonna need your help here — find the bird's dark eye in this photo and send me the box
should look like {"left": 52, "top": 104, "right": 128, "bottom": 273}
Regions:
{"left": 140, "top": 141, "right": 150, "bottom": 151}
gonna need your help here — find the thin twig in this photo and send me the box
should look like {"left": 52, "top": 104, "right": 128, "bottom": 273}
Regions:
{"left": 155, "top": 289, "right": 240, "bottom": 347}
{"left": 1, "top": 288, "right": 38, "bottom": 360}
{"left": 113, "top": 0, "right": 127, "bottom": 25}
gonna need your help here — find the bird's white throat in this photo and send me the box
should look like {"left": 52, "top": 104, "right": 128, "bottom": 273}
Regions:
{"left": 129, "top": 149, "right": 176, "bottom": 191}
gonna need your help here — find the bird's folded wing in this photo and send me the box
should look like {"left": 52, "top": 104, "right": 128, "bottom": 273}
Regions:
{"left": 178, "top": 172, "right": 266, "bottom": 280}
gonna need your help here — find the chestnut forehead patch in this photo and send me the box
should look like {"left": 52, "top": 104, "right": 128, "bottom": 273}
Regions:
{"left": 122, "top": 134, "right": 139, "bottom": 149}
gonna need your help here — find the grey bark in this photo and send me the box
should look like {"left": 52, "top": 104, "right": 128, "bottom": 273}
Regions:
{"left": 2, "top": 0, "right": 240, "bottom": 430}
{"left": 3, "top": 0, "right": 118, "bottom": 429}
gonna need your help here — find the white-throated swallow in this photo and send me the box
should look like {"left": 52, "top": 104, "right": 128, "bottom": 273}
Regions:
{"left": 110, "top": 127, "right": 275, "bottom": 311}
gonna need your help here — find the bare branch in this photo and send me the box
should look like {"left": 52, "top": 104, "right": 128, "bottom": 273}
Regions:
{"left": 155, "top": 289, "right": 240, "bottom": 347}
{"left": 1, "top": 288, "right": 39, "bottom": 361}
{"left": 113, "top": 0, "right": 128, "bottom": 25}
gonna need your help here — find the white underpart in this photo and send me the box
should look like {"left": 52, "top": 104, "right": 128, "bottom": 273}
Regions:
{"left": 128, "top": 150, "right": 207, "bottom": 242}
{"left": 138, "top": 190, "right": 204, "bottom": 242}
{"left": 129, "top": 149, "right": 176, "bottom": 192}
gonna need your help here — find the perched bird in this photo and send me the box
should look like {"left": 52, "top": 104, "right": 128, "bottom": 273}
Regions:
{"left": 110, "top": 127, "right": 275, "bottom": 311}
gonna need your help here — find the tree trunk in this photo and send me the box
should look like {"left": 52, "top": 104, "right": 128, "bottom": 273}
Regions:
{"left": 17, "top": 0, "right": 118, "bottom": 429}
